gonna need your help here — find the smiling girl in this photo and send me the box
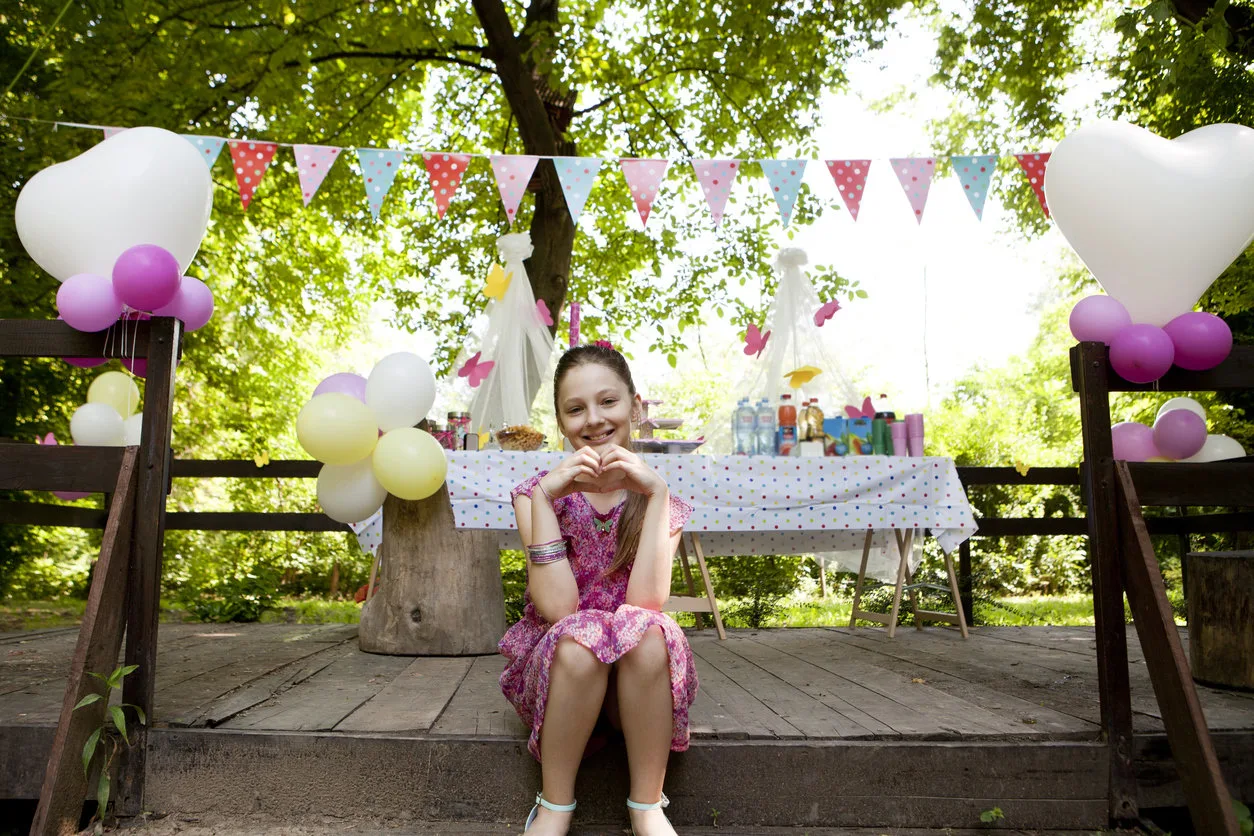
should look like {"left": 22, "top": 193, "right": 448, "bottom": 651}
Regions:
{"left": 498, "top": 343, "right": 696, "bottom": 836}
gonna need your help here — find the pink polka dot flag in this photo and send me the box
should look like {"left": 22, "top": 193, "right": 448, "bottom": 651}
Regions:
{"left": 490, "top": 154, "right": 540, "bottom": 226}
{"left": 293, "top": 144, "right": 340, "bottom": 207}
{"left": 889, "top": 156, "right": 938, "bottom": 225}
{"left": 691, "top": 159, "right": 741, "bottom": 227}
{"left": 356, "top": 148, "right": 407, "bottom": 220}
{"left": 949, "top": 154, "right": 999, "bottom": 221}
{"left": 618, "top": 158, "right": 670, "bottom": 227}
{"left": 758, "top": 159, "right": 808, "bottom": 227}
{"left": 421, "top": 153, "right": 472, "bottom": 219}
{"left": 552, "top": 157, "right": 603, "bottom": 226}
{"left": 824, "top": 159, "right": 872, "bottom": 221}
{"left": 227, "top": 140, "right": 279, "bottom": 211}
{"left": 183, "top": 135, "right": 226, "bottom": 171}
{"left": 1015, "top": 152, "right": 1052, "bottom": 218}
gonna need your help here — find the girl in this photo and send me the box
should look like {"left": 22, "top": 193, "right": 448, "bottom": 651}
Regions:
{"left": 498, "top": 343, "right": 697, "bottom": 836}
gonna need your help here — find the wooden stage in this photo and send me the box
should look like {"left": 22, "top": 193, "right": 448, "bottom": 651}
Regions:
{"left": 2, "top": 624, "right": 1252, "bottom": 830}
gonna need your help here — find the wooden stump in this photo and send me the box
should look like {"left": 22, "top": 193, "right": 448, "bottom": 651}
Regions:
{"left": 1186, "top": 551, "right": 1254, "bottom": 691}
{"left": 359, "top": 486, "right": 504, "bottom": 656}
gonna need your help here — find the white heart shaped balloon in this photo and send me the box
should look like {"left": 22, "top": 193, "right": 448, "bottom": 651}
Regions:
{"left": 16, "top": 127, "right": 214, "bottom": 282}
{"left": 1045, "top": 121, "right": 1254, "bottom": 326}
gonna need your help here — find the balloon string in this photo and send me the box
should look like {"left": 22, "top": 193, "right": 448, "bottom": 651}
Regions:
{"left": 1, "top": 0, "right": 75, "bottom": 100}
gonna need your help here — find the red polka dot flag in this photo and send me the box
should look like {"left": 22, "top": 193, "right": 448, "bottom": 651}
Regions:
{"left": 421, "top": 153, "right": 473, "bottom": 219}
{"left": 227, "top": 140, "right": 279, "bottom": 210}
{"left": 1015, "top": 152, "right": 1052, "bottom": 218}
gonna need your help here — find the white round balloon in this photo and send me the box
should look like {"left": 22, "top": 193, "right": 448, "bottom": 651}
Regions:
{"left": 70, "top": 403, "right": 126, "bottom": 447}
{"left": 317, "top": 458, "right": 388, "bottom": 524}
{"left": 123, "top": 414, "right": 144, "bottom": 446}
{"left": 1182, "top": 434, "right": 1246, "bottom": 462}
{"left": 1155, "top": 397, "right": 1207, "bottom": 424}
{"left": 15, "top": 127, "right": 214, "bottom": 282}
{"left": 365, "top": 351, "right": 436, "bottom": 432}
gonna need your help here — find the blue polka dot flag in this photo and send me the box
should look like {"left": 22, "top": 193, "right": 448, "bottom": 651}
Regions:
{"left": 182, "top": 135, "right": 226, "bottom": 170}
{"left": 949, "top": 154, "right": 999, "bottom": 221}
{"left": 552, "top": 157, "right": 602, "bottom": 226}
{"left": 356, "top": 148, "right": 407, "bottom": 220}
{"left": 758, "top": 159, "right": 808, "bottom": 227}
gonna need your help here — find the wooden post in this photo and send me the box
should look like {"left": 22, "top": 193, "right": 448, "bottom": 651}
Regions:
{"left": 1071, "top": 342, "right": 1138, "bottom": 825}
{"left": 1186, "top": 551, "right": 1254, "bottom": 691}
{"left": 958, "top": 539, "right": 974, "bottom": 626}
{"left": 329, "top": 561, "right": 341, "bottom": 598}
{"left": 359, "top": 487, "right": 504, "bottom": 655}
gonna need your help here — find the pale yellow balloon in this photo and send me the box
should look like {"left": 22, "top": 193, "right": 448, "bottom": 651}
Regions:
{"left": 87, "top": 371, "right": 140, "bottom": 418}
{"left": 1145, "top": 456, "right": 1175, "bottom": 462}
{"left": 296, "top": 393, "right": 379, "bottom": 465}
{"left": 372, "top": 427, "right": 448, "bottom": 501}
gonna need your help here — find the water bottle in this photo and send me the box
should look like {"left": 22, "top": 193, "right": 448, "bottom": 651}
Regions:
{"left": 755, "top": 398, "right": 777, "bottom": 456}
{"left": 733, "top": 398, "right": 755, "bottom": 455}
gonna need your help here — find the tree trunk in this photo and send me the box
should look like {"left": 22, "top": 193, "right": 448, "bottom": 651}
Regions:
{"left": 1186, "top": 551, "right": 1254, "bottom": 691}
{"left": 358, "top": 487, "right": 504, "bottom": 655}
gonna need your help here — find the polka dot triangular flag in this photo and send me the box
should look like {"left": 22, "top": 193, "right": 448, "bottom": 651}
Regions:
{"left": 824, "top": 159, "right": 872, "bottom": 221}
{"left": 553, "top": 157, "right": 603, "bottom": 226}
{"left": 293, "top": 144, "right": 340, "bottom": 206}
{"left": 227, "top": 140, "right": 279, "bottom": 210}
{"left": 758, "top": 159, "right": 808, "bottom": 227}
{"left": 490, "top": 154, "right": 540, "bottom": 225}
{"left": 618, "top": 158, "right": 669, "bottom": 227}
{"left": 183, "top": 135, "right": 226, "bottom": 170}
{"left": 1015, "top": 152, "right": 1051, "bottom": 217}
{"left": 421, "top": 153, "right": 472, "bottom": 219}
{"left": 949, "top": 154, "right": 999, "bottom": 221}
{"left": 889, "top": 156, "right": 938, "bottom": 225}
{"left": 356, "top": 148, "right": 407, "bottom": 220}
{"left": 691, "top": 159, "right": 742, "bottom": 227}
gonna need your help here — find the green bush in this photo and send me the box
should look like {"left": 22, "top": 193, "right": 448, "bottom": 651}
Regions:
{"left": 706, "top": 554, "right": 806, "bottom": 628}
{"left": 182, "top": 567, "right": 282, "bottom": 623}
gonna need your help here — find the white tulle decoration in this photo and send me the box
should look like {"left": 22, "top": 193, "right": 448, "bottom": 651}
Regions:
{"left": 467, "top": 232, "right": 556, "bottom": 432}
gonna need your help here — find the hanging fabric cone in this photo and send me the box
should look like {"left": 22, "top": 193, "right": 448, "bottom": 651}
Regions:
{"left": 357, "top": 148, "right": 407, "bottom": 220}
{"left": 1015, "top": 152, "right": 1052, "bottom": 217}
{"left": 183, "top": 135, "right": 226, "bottom": 170}
{"left": 490, "top": 154, "right": 540, "bottom": 225}
{"left": 294, "top": 144, "right": 341, "bottom": 206}
{"left": 467, "top": 232, "right": 557, "bottom": 433}
{"left": 422, "top": 152, "right": 472, "bottom": 219}
{"left": 759, "top": 159, "right": 807, "bottom": 227}
{"left": 824, "top": 159, "right": 872, "bottom": 221}
{"left": 227, "top": 140, "right": 279, "bottom": 210}
{"left": 889, "top": 157, "right": 938, "bottom": 224}
{"left": 619, "top": 158, "right": 669, "bottom": 227}
{"left": 950, "top": 154, "right": 999, "bottom": 220}
{"left": 691, "top": 159, "right": 741, "bottom": 227}
{"left": 553, "top": 157, "right": 602, "bottom": 226}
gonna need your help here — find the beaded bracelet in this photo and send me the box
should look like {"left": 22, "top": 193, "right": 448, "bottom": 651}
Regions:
{"left": 526, "top": 538, "right": 569, "bottom": 565}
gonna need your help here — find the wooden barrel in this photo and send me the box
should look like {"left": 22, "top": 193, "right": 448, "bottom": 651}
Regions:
{"left": 1186, "top": 551, "right": 1254, "bottom": 691}
{"left": 358, "top": 486, "right": 505, "bottom": 656}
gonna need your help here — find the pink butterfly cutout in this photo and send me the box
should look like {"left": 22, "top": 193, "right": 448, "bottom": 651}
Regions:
{"left": 36, "top": 432, "right": 57, "bottom": 445}
{"left": 844, "top": 397, "right": 875, "bottom": 419}
{"left": 458, "top": 351, "right": 495, "bottom": 388}
{"left": 536, "top": 299, "right": 553, "bottom": 327}
{"left": 814, "top": 299, "right": 841, "bottom": 327}
{"left": 743, "top": 323, "right": 770, "bottom": 358}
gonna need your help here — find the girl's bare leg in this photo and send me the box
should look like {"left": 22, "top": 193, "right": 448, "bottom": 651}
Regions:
{"left": 615, "top": 626, "right": 677, "bottom": 836}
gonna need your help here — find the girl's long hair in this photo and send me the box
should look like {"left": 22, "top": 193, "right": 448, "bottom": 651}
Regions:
{"left": 553, "top": 344, "right": 646, "bottom": 577}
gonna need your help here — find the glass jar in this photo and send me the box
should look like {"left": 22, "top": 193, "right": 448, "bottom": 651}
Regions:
{"left": 448, "top": 411, "right": 471, "bottom": 451}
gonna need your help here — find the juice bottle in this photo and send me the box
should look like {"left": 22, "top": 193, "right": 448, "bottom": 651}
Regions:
{"left": 777, "top": 394, "right": 797, "bottom": 456}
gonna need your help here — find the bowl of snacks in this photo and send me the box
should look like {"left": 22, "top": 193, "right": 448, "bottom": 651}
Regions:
{"left": 496, "top": 425, "right": 546, "bottom": 451}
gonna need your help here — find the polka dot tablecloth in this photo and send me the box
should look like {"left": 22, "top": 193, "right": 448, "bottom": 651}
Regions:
{"left": 446, "top": 453, "right": 978, "bottom": 581}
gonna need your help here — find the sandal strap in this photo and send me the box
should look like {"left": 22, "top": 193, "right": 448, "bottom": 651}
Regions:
{"left": 626, "top": 792, "right": 669, "bottom": 811}
{"left": 536, "top": 793, "right": 577, "bottom": 813}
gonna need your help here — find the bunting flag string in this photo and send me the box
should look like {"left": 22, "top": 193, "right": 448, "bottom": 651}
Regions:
{"left": 4, "top": 113, "right": 1059, "bottom": 226}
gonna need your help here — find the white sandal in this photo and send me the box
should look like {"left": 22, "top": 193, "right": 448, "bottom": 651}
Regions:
{"left": 524, "top": 792, "right": 576, "bottom": 832}
{"left": 626, "top": 792, "right": 669, "bottom": 835}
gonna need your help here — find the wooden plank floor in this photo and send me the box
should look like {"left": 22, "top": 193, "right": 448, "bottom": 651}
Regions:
{"left": 3, "top": 623, "right": 1253, "bottom": 740}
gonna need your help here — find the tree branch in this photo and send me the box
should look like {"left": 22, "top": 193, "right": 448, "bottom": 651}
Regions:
{"left": 296, "top": 49, "right": 491, "bottom": 74}
{"left": 470, "top": 0, "right": 559, "bottom": 156}
{"left": 1169, "top": 0, "right": 1254, "bottom": 63}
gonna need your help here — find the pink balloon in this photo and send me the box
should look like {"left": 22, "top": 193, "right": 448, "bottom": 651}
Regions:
{"left": 1152, "top": 409, "right": 1207, "bottom": 460}
{"left": 112, "top": 244, "right": 181, "bottom": 311}
{"left": 54, "top": 490, "right": 93, "bottom": 501}
{"left": 313, "top": 372, "right": 368, "bottom": 403}
{"left": 1111, "top": 421, "right": 1159, "bottom": 462}
{"left": 63, "top": 356, "right": 108, "bottom": 368}
{"left": 153, "top": 276, "right": 215, "bottom": 332}
{"left": 57, "top": 273, "right": 124, "bottom": 332}
{"left": 1109, "top": 324, "right": 1175, "bottom": 384}
{"left": 1069, "top": 295, "right": 1131, "bottom": 345}
{"left": 1163, "top": 312, "right": 1232, "bottom": 371}
{"left": 122, "top": 357, "right": 148, "bottom": 378}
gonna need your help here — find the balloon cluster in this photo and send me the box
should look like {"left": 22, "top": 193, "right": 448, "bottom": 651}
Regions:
{"left": 34, "top": 433, "right": 91, "bottom": 501}
{"left": 297, "top": 352, "right": 447, "bottom": 524}
{"left": 1070, "top": 298, "right": 1232, "bottom": 384}
{"left": 1111, "top": 398, "right": 1246, "bottom": 463}
{"left": 57, "top": 244, "right": 214, "bottom": 368}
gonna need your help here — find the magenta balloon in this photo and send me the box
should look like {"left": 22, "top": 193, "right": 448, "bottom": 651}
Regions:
{"left": 152, "top": 276, "right": 214, "bottom": 331}
{"left": 1109, "top": 324, "right": 1175, "bottom": 384}
{"left": 1111, "top": 421, "right": 1159, "bottom": 462}
{"left": 1163, "top": 312, "right": 1233, "bottom": 371}
{"left": 313, "top": 372, "right": 368, "bottom": 403}
{"left": 54, "top": 491, "right": 93, "bottom": 501}
{"left": 112, "top": 244, "right": 182, "bottom": 311}
{"left": 122, "top": 357, "right": 148, "bottom": 378}
{"left": 57, "top": 273, "right": 124, "bottom": 332}
{"left": 1069, "top": 295, "right": 1131, "bottom": 344}
{"left": 1152, "top": 409, "right": 1207, "bottom": 460}
{"left": 63, "top": 356, "right": 108, "bottom": 368}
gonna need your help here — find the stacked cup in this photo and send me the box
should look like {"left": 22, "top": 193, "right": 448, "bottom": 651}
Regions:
{"left": 905, "top": 413, "right": 925, "bottom": 457}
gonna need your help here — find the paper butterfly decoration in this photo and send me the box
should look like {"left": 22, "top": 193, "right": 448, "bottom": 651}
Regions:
{"left": 536, "top": 299, "right": 553, "bottom": 327}
{"left": 814, "top": 299, "right": 841, "bottom": 327}
{"left": 784, "top": 366, "right": 823, "bottom": 388}
{"left": 36, "top": 432, "right": 56, "bottom": 445}
{"left": 254, "top": 451, "right": 271, "bottom": 468}
{"left": 484, "top": 264, "right": 512, "bottom": 301}
{"left": 458, "top": 351, "right": 495, "bottom": 388}
{"left": 743, "top": 323, "right": 770, "bottom": 358}
{"left": 1013, "top": 461, "right": 1031, "bottom": 477}
{"left": 844, "top": 397, "right": 876, "bottom": 419}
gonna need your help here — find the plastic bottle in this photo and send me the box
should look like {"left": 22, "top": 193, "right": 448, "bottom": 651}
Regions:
{"left": 733, "top": 398, "right": 756, "bottom": 455}
{"left": 873, "top": 393, "right": 897, "bottom": 423}
{"left": 777, "top": 394, "right": 798, "bottom": 456}
{"left": 755, "top": 398, "right": 776, "bottom": 455}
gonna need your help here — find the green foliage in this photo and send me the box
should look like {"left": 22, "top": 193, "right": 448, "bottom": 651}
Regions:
{"left": 73, "top": 663, "right": 146, "bottom": 830}
{"left": 706, "top": 553, "right": 806, "bottom": 628}
{"left": 979, "top": 806, "right": 1006, "bottom": 823}
{"left": 1235, "top": 798, "right": 1253, "bottom": 836}
{"left": 502, "top": 548, "right": 529, "bottom": 625}
{"left": 181, "top": 566, "right": 281, "bottom": 623}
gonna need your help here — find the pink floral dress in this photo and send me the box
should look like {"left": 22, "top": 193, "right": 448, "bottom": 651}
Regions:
{"left": 499, "top": 471, "right": 698, "bottom": 761}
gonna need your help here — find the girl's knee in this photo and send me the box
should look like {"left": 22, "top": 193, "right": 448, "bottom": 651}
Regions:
{"left": 619, "top": 626, "right": 669, "bottom": 674}
{"left": 553, "top": 635, "right": 608, "bottom": 680}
